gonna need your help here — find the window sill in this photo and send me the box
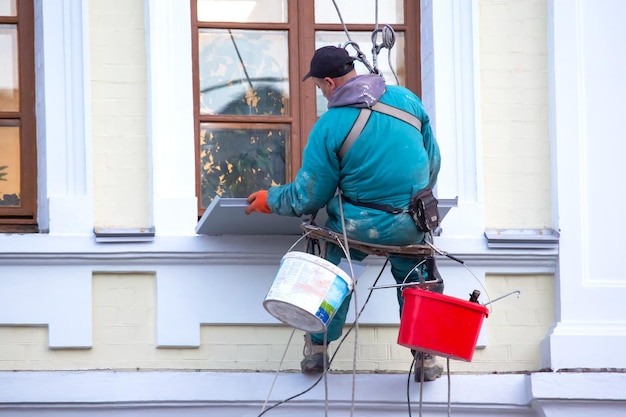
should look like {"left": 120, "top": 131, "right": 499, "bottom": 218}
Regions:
{"left": 484, "top": 229, "right": 560, "bottom": 250}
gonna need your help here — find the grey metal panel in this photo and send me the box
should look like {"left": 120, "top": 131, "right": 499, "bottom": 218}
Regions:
{"left": 93, "top": 227, "right": 156, "bottom": 243}
{"left": 196, "top": 196, "right": 458, "bottom": 236}
{"left": 195, "top": 197, "right": 327, "bottom": 235}
{"left": 484, "top": 229, "right": 560, "bottom": 249}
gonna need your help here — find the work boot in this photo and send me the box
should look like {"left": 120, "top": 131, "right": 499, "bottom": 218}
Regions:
{"left": 413, "top": 351, "right": 443, "bottom": 382}
{"left": 300, "top": 334, "right": 329, "bottom": 374}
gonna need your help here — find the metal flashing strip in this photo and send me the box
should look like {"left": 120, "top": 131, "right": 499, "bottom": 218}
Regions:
{"left": 484, "top": 229, "right": 560, "bottom": 249}
{"left": 196, "top": 196, "right": 459, "bottom": 236}
{"left": 94, "top": 227, "right": 156, "bottom": 243}
{"left": 195, "top": 197, "right": 326, "bottom": 236}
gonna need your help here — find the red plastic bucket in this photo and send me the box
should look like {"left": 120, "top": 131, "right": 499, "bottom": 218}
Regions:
{"left": 397, "top": 288, "right": 489, "bottom": 362}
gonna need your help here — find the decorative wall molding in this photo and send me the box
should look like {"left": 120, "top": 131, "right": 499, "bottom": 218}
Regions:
{"left": 542, "top": 0, "right": 626, "bottom": 370}
{"left": 35, "top": 0, "right": 94, "bottom": 235}
{"left": 422, "top": 0, "right": 485, "bottom": 238}
{"left": 0, "top": 234, "right": 557, "bottom": 348}
{"left": 0, "top": 267, "right": 92, "bottom": 348}
{"left": 145, "top": 0, "right": 198, "bottom": 236}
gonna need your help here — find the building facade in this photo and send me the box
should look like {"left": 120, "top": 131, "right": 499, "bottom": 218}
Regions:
{"left": 0, "top": 0, "right": 625, "bottom": 415}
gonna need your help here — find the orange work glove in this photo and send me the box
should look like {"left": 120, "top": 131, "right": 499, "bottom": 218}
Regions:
{"left": 245, "top": 190, "right": 272, "bottom": 215}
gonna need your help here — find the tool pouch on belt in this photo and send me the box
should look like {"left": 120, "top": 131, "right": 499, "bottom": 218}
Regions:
{"left": 409, "top": 189, "right": 440, "bottom": 233}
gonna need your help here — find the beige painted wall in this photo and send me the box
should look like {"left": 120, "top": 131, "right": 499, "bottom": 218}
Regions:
{"left": 90, "top": 0, "right": 150, "bottom": 228}
{"left": 0, "top": 273, "right": 551, "bottom": 373}
{"left": 479, "top": 0, "right": 552, "bottom": 229}
{"left": 0, "top": 0, "right": 554, "bottom": 375}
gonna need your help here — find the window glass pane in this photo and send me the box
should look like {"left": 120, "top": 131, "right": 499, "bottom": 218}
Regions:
{"left": 198, "top": 29, "right": 289, "bottom": 116}
{"left": 313, "top": 32, "right": 405, "bottom": 116}
{"left": 0, "top": 126, "right": 21, "bottom": 207}
{"left": 197, "top": 0, "right": 287, "bottom": 23}
{"left": 0, "top": 25, "right": 19, "bottom": 112}
{"left": 200, "top": 123, "right": 288, "bottom": 207}
{"left": 315, "top": 0, "right": 403, "bottom": 24}
{"left": 0, "top": 0, "right": 16, "bottom": 16}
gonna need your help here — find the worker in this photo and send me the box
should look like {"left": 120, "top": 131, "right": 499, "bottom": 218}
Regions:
{"left": 245, "top": 45, "right": 443, "bottom": 382}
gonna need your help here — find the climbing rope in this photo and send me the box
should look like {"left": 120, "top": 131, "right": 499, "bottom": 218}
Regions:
{"left": 331, "top": 0, "right": 400, "bottom": 84}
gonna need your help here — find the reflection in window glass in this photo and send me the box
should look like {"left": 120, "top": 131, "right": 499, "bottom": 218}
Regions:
{"left": 200, "top": 123, "right": 287, "bottom": 206}
{"left": 314, "top": 0, "right": 403, "bottom": 24}
{"left": 198, "top": 29, "right": 289, "bottom": 116}
{"left": 197, "top": 0, "right": 287, "bottom": 23}
{"left": 0, "top": 0, "right": 16, "bottom": 16}
{"left": 0, "top": 25, "right": 19, "bottom": 112}
{"left": 0, "top": 126, "right": 21, "bottom": 207}
{"left": 313, "top": 32, "right": 405, "bottom": 116}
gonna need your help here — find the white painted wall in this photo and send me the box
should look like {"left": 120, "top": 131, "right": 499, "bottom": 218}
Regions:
{"left": 541, "top": 0, "right": 626, "bottom": 370}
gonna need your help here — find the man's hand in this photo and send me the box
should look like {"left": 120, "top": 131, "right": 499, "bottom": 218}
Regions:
{"left": 245, "top": 190, "right": 271, "bottom": 215}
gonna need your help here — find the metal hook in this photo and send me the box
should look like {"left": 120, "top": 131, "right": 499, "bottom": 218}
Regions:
{"left": 342, "top": 41, "right": 376, "bottom": 74}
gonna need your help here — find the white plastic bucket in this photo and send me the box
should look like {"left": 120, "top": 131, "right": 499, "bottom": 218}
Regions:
{"left": 263, "top": 251, "right": 353, "bottom": 333}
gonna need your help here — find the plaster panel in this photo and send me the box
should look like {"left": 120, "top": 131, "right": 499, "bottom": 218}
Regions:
{"left": 543, "top": 0, "right": 626, "bottom": 370}
{"left": 0, "top": 266, "right": 92, "bottom": 348}
{"left": 154, "top": 259, "right": 486, "bottom": 348}
{"left": 577, "top": 0, "right": 626, "bottom": 283}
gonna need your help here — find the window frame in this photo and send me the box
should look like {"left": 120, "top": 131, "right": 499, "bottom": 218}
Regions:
{"left": 190, "top": 0, "right": 301, "bottom": 216}
{"left": 0, "top": 0, "right": 37, "bottom": 232}
{"left": 190, "top": 0, "right": 420, "bottom": 217}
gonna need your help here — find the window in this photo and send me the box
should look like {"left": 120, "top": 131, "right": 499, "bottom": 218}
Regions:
{"left": 191, "top": 0, "right": 419, "bottom": 215}
{"left": 0, "top": 0, "right": 37, "bottom": 232}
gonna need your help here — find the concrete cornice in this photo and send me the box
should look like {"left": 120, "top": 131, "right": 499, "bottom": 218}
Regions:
{"left": 0, "top": 371, "right": 623, "bottom": 416}
{"left": 0, "top": 234, "right": 558, "bottom": 270}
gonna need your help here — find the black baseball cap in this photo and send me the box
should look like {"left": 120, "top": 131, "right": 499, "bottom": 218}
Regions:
{"left": 302, "top": 46, "right": 356, "bottom": 81}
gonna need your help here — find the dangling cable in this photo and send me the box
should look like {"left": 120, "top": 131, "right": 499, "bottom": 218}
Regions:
{"left": 447, "top": 358, "right": 452, "bottom": 417}
{"left": 383, "top": 25, "right": 400, "bottom": 85}
{"left": 337, "top": 190, "right": 358, "bottom": 417}
{"left": 331, "top": 0, "right": 353, "bottom": 43}
{"left": 260, "top": 328, "right": 296, "bottom": 414}
{"left": 425, "top": 241, "right": 495, "bottom": 312}
{"left": 420, "top": 354, "right": 426, "bottom": 416}
{"left": 256, "top": 258, "right": 389, "bottom": 417}
{"left": 407, "top": 357, "right": 414, "bottom": 416}
{"left": 323, "top": 330, "right": 329, "bottom": 417}
{"left": 369, "top": 0, "right": 400, "bottom": 83}
{"left": 331, "top": 0, "right": 377, "bottom": 74}
{"left": 371, "top": 0, "right": 380, "bottom": 74}
{"left": 330, "top": 0, "right": 399, "bottom": 83}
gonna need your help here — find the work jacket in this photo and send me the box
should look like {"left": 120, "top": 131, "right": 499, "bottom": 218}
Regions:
{"left": 267, "top": 75, "right": 441, "bottom": 246}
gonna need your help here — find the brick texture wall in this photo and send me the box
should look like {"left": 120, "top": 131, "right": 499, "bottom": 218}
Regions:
{"left": 90, "top": 0, "right": 150, "bottom": 228}
{"left": 479, "top": 0, "right": 551, "bottom": 229}
{"left": 0, "top": 0, "right": 554, "bottom": 376}
{"left": 0, "top": 273, "right": 552, "bottom": 373}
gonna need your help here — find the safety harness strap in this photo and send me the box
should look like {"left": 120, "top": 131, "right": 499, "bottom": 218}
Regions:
{"left": 342, "top": 194, "right": 406, "bottom": 214}
{"left": 337, "top": 102, "right": 424, "bottom": 214}
{"left": 337, "top": 101, "right": 422, "bottom": 160}
{"left": 371, "top": 101, "right": 422, "bottom": 132}
{"left": 338, "top": 108, "right": 372, "bottom": 160}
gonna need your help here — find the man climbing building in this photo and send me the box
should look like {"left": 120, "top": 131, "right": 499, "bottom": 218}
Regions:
{"left": 246, "top": 45, "right": 444, "bottom": 382}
